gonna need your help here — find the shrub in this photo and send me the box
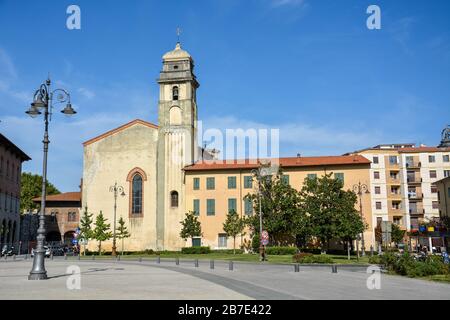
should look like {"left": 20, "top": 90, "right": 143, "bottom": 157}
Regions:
{"left": 293, "top": 253, "right": 333, "bottom": 264}
{"left": 379, "top": 252, "right": 450, "bottom": 278}
{"left": 265, "top": 246, "right": 298, "bottom": 255}
{"left": 211, "top": 249, "right": 244, "bottom": 254}
{"left": 181, "top": 246, "right": 211, "bottom": 254}
{"left": 368, "top": 255, "right": 381, "bottom": 264}
{"left": 251, "top": 233, "right": 260, "bottom": 253}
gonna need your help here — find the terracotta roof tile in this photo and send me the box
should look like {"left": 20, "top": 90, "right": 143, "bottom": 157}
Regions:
{"left": 184, "top": 155, "right": 370, "bottom": 171}
{"left": 33, "top": 192, "right": 81, "bottom": 202}
{"left": 398, "top": 147, "right": 450, "bottom": 153}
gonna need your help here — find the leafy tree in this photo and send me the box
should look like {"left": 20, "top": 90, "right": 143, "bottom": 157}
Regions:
{"left": 180, "top": 211, "right": 202, "bottom": 246}
{"left": 391, "top": 223, "right": 406, "bottom": 246}
{"left": 116, "top": 216, "right": 131, "bottom": 255}
{"left": 92, "top": 211, "right": 112, "bottom": 255}
{"left": 245, "top": 168, "right": 307, "bottom": 246}
{"left": 299, "top": 173, "right": 363, "bottom": 254}
{"left": 20, "top": 172, "right": 60, "bottom": 213}
{"left": 222, "top": 210, "right": 246, "bottom": 254}
{"left": 78, "top": 206, "right": 94, "bottom": 256}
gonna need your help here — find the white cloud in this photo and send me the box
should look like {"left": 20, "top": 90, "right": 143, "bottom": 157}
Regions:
{"left": 271, "top": 0, "right": 305, "bottom": 7}
{"left": 77, "top": 87, "right": 95, "bottom": 99}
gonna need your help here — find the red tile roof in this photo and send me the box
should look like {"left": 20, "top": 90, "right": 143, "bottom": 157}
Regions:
{"left": 184, "top": 155, "right": 370, "bottom": 171}
{"left": 398, "top": 147, "right": 450, "bottom": 153}
{"left": 83, "top": 119, "right": 158, "bottom": 147}
{"left": 33, "top": 192, "right": 81, "bottom": 203}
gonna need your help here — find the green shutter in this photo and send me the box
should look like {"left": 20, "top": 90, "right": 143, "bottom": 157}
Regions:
{"left": 192, "top": 238, "right": 201, "bottom": 247}
{"left": 244, "top": 198, "right": 253, "bottom": 215}
{"left": 334, "top": 173, "right": 344, "bottom": 183}
{"left": 244, "top": 176, "right": 253, "bottom": 189}
{"left": 228, "top": 176, "right": 237, "bottom": 189}
{"left": 207, "top": 199, "right": 215, "bottom": 216}
{"left": 228, "top": 198, "right": 237, "bottom": 213}
{"left": 207, "top": 177, "right": 215, "bottom": 190}
{"left": 193, "top": 178, "right": 200, "bottom": 190}
{"left": 307, "top": 173, "right": 317, "bottom": 180}
{"left": 193, "top": 199, "right": 200, "bottom": 216}
{"left": 281, "top": 175, "right": 290, "bottom": 185}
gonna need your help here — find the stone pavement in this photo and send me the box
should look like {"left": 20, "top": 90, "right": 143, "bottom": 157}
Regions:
{"left": 0, "top": 258, "right": 449, "bottom": 300}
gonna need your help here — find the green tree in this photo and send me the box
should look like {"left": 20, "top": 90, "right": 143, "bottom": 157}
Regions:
{"left": 20, "top": 172, "right": 60, "bottom": 213}
{"left": 116, "top": 216, "right": 131, "bottom": 256}
{"left": 92, "top": 211, "right": 112, "bottom": 255}
{"left": 299, "top": 173, "right": 363, "bottom": 254}
{"left": 180, "top": 211, "right": 202, "bottom": 246}
{"left": 78, "top": 206, "right": 94, "bottom": 256}
{"left": 222, "top": 209, "right": 246, "bottom": 254}
{"left": 245, "top": 168, "right": 307, "bottom": 246}
{"left": 391, "top": 223, "right": 406, "bottom": 246}
{"left": 336, "top": 203, "right": 367, "bottom": 260}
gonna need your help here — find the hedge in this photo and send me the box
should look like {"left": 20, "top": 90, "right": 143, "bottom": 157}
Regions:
{"left": 211, "top": 249, "right": 244, "bottom": 254}
{"left": 293, "top": 253, "right": 334, "bottom": 264}
{"left": 181, "top": 247, "right": 211, "bottom": 254}
{"left": 265, "top": 246, "right": 298, "bottom": 255}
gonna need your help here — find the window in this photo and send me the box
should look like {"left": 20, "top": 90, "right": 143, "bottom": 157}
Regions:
{"left": 193, "top": 178, "right": 200, "bottom": 190}
{"left": 374, "top": 171, "right": 380, "bottom": 179}
{"left": 244, "top": 176, "right": 253, "bottom": 189}
{"left": 6, "top": 160, "right": 9, "bottom": 177}
{"left": 373, "top": 156, "right": 379, "bottom": 164}
{"left": 432, "top": 201, "right": 439, "bottom": 209}
{"left": 431, "top": 185, "right": 438, "bottom": 194}
{"left": 444, "top": 155, "right": 450, "bottom": 163}
{"left": 170, "top": 191, "right": 179, "bottom": 207}
{"left": 228, "top": 176, "right": 237, "bottom": 189}
{"left": 391, "top": 186, "right": 400, "bottom": 194}
{"left": 68, "top": 212, "right": 77, "bottom": 222}
{"left": 334, "top": 173, "right": 344, "bottom": 183}
{"left": 193, "top": 199, "right": 200, "bottom": 216}
{"left": 376, "top": 202, "right": 382, "bottom": 210}
{"left": 392, "top": 202, "right": 400, "bottom": 210}
{"left": 375, "top": 186, "right": 381, "bottom": 194}
{"left": 244, "top": 198, "right": 253, "bottom": 215}
{"left": 0, "top": 156, "right": 3, "bottom": 175}
{"left": 50, "top": 212, "right": 57, "bottom": 223}
{"left": 172, "top": 86, "right": 179, "bottom": 101}
{"left": 131, "top": 174, "right": 143, "bottom": 215}
{"left": 207, "top": 199, "right": 215, "bottom": 216}
{"left": 393, "top": 216, "right": 402, "bottom": 225}
{"left": 206, "top": 177, "right": 215, "bottom": 190}
{"left": 281, "top": 175, "right": 290, "bottom": 185}
{"left": 390, "top": 172, "right": 398, "bottom": 179}
{"left": 389, "top": 156, "right": 398, "bottom": 165}
{"left": 192, "top": 237, "right": 201, "bottom": 247}
{"left": 430, "top": 170, "right": 437, "bottom": 179}
{"left": 376, "top": 217, "right": 382, "bottom": 227}
{"left": 428, "top": 155, "right": 435, "bottom": 163}
{"left": 445, "top": 170, "right": 450, "bottom": 178}
{"left": 228, "top": 198, "right": 237, "bottom": 213}
{"left": 307, "top": 173, "right": 317, "bottom": 180}
{"left": 218, "top": 234, "right": 227, "bottom": 248}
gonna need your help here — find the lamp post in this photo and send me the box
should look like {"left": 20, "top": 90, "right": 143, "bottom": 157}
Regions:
{"left": 26, "top": 77, "right": 76, "bottom": 280}
{"left": 352, "top": 182, "right": 369, "bottom": 257}
{"left": 109, "top": 182, "right": 125, "bottom": 256}
{"left": 251, "top": 164, "right": 275, "bottom": 262}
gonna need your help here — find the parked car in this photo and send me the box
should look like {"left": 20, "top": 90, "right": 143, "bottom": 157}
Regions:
{"left": 31, "top": 246, "right": 51, "bottom": 258}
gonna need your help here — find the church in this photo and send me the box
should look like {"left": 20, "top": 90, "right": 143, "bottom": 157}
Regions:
{"left": 81, "top": 42, "right": 376, "bottom": 252}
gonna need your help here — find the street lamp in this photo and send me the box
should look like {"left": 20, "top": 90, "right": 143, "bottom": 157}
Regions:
{"left": 27, "top": 77, "right": 76, "bottom": 280}
{"left": 352, "top": 181, "right": 370, "bottom": 257}
{"left": 109, "top": 182, "right": 125, "bottom": 256}
{"left": 251, "top": 163, "right": 276, "bottom": 262}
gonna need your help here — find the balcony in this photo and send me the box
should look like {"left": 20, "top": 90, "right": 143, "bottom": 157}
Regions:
{"left": 405, "top": 161, "right": 421, "bottom": 169}
{"left": 409, "top": 208, "right": 424, "bottom": 215}
{"left": 387, "top": 177, "right": 401, "bottom": 185}
{"left": 407, "top": 177, "right": 422, "bottom": 184}
{"left": 408, "top": 192, "right": 423, "bottom": 200}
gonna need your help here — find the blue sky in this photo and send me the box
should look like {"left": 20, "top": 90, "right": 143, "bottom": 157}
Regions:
{"left": 1, "top": 0, "right": 450, "bottom": 192}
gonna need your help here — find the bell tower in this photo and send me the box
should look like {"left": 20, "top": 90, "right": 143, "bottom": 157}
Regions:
{"left": 156, "top": 42, "right": 199, "bottom": 250}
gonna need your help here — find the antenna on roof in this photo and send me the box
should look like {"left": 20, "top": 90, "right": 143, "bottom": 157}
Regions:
{"left": 176, "top": 27, "right": 182, "bottom": 44}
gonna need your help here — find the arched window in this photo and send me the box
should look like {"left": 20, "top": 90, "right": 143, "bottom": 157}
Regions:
{"left": 170, "top": 191, "right": 179, "bottom": 208}
{"left": 172, "top": 86, "right": 179, "bottom": 101}
{"left": 132, "top": 174, "right": 143, "bottom": 215}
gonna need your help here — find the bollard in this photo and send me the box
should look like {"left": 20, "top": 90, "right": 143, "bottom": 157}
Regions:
{"left": 210, "top": 260, "right": 214, "bottom": 270}
{"left": 118, "top": 255, "right": 121, "bottom": 261}
{"left": 64, "top": 254, "right": 67, "bottom": 260}
{"left": 78, "top": 254, "right": 81, "bottom": 261}
{"left": 139, "top": 257, "right": 142, "bottom": 263}
{"left": 52, "top": 254, "right": 54, "bottom": 261}
{"left": 25, "top": 254, "right": 28, "bottom": 260}
{"left": 92, "top": 255, "right": 95, "bottom": 261}
{"left": 157, "top": 256, "right": 160, "bottom": 264}
{"left": 13, "top": 255, "right": 16, "bottom": 261}
{"left": 195, "top": 259, "right": 199, "bottom": 268}
{"left": 229, "top": 261, "right": 233, "bottom": 271}
{"left": 332, "top": 265, "right": 338, "bottom": 273}
{"left": 176, "top": 257, "right": 180, "bottom": 265}
{"left": 370, "top": 245, "right": 374, "bottom": 257}
{"left": 294, "top": 264, "right": 300, "bottom": 273}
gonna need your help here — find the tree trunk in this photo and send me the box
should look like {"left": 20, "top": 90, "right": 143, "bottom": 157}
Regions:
{"left": 233, "top": 236, "right": 236, "bottom": 255}
{"left": 347, "top": 240, "right": 351, "bottom": 260}
{"left": 98, "top": 241, "right": 102, "bottom": 256}
{"left": 121, "top": 238, "right": 124, "bottom": 256}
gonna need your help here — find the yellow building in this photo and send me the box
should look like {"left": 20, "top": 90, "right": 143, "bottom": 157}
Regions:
{"left": 184, "top": 156, "right": 374, "bottom": 250}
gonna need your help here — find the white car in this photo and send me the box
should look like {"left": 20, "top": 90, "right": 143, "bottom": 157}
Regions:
{"left": 31, "top": 246, "right": 51, "bottom": 258}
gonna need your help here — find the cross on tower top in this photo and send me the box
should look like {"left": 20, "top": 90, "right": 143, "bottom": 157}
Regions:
{"left": 176, "top": 27, "right": 182, "bottom": 43}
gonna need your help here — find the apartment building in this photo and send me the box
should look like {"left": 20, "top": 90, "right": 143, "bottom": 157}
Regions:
{"left": 184, "top": 155, "right": 373, "bottom": 250}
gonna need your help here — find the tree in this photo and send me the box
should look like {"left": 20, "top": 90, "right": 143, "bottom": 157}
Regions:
{"left": 180, "top": 211, "right": 202, "bottom": 246}
{"left": 78, "top": 206, "right": 94, "bottom": 256}
{"left": 299, "top": 173, "right": 364, "bottom": 254}
{"left": 116, "top": 217, "right": 131, "bottom": 256}
{"left": 92, "top": 211, "right": 112, "bottom": 255}
{"left": 391, "top": 223, "right": 406, "bottom": 246}
{"left": 20, "top": 172, "right": 60, "bottom": 213}
{"left": 222, "top": 210, "right": 246, "bottom": 254}
{"left": 245, "top": 168, "right": 307, "bottom": 246}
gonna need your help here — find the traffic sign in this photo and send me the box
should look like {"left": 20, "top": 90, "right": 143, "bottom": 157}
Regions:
{"left": 261, "top": 238, "right": 269, "bottom": 246}
{"left": 71, "top": 239, "right": 78, "bottom": 245}
{"left": 261, "top": 230, "right": 269, "bottom": 240}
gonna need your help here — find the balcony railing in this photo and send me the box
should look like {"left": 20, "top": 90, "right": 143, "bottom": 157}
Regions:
{"left": 406, "top": 161, "right": 421, "bottom": 168}
{"left": 407, "top": 177, "right": 422, "bottom": 184}
{"left": 409, "top": 208, "right": 424, "bottom": 215}
{"left": 408, "top": 192, "right": 423, "bottom": 200}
